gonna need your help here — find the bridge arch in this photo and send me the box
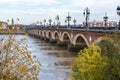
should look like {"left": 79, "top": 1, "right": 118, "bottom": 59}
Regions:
{"left": 47, "top": 31, "right": 53, "bottom": 39}
{"left": 40, "top": 31, "right": 42, "bottom": 36}
{"left": 94, "top": 37, "right": 113, "bottom": 44}
{"left": 53, "top": 31, "right": 59, "bottom": 40}
{"left": 42, "top": 30, "right": 47, "bottom": 37}
{"left": 73, "top": 34, "right": 89, "bottom": 47}
{"left": 61, "top": 32, "right": 71, "bottom": 43}
{"left": 38, "top": 30, "right": 42, "bottom": 36}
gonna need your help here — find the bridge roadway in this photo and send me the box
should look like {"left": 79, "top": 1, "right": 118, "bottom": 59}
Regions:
{"left": 28, "top": 28, "right": 120, "bottom": 52}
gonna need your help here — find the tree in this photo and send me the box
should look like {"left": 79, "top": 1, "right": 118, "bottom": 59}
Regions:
{"left": 98, "top": 37, "right": 120, "bottom": 80}
{"left": 0, "top": 35, "right": 41, "bottom": 80}
{"left": 70, "top": 44, "right": 108, "bottom": 80}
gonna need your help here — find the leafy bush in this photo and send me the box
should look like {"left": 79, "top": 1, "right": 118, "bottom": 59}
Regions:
{"left": 70, "top": 34, "right": 120, "bottom": 80}
{"left": 70, "top": 44, "right": 108, "bottom": 80}
{"left": 0, "top": 35, "right": 41, "bottom": 80}
{"left": 98, "top": 39, "right": 120, "bottom": 80}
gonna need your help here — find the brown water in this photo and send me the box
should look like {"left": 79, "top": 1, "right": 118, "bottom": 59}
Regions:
{"left": 0, "top": 35, "right": 77, "bottom": 80}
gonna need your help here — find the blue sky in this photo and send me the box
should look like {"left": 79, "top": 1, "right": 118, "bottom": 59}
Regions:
{"left": 0, "top": 0, "right": 119, "bottom": 25}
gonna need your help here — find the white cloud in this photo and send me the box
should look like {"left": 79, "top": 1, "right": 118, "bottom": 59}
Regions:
{"left": 1, "top": 8, "right": 82, "bottom": 24}
{"left": 0, "top": 0, "right": 59, "bottom": 5}
{"left": 0, "top": 0, "right": 119, "bottom": 24}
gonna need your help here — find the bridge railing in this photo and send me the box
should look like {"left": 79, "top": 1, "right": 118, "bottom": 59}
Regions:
{"left": 25, "top": 25, "right": 119, "bottom": 32}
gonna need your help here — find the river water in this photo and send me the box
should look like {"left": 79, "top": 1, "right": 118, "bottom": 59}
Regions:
{"left": 0, "top": 35, "right": 77, "bottom": 80}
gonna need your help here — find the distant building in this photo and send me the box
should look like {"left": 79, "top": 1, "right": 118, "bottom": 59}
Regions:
{"left": 83, "top": 21, "right": 118, "bottom": 27}
{"left": 0, "top": 21, "right": 8, "bottom": 29}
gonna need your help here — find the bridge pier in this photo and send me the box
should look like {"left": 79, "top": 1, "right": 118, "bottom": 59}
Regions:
{"left": 44, "top": 37, "right": 50, "bottom": 42}
{"left": 57, "top": 41, "right": 68, "bottom": 47}
{"left": 40, "top": 36, "right": 45, "bottom": 40}
{"left": 68, "top": 44, "right": 87, "bottom": 52}
{"left": 29, "top": 33, "right": 41, "bottom": 39}
{"left": 49, "top": 39, "right": 57, "bottom": 44}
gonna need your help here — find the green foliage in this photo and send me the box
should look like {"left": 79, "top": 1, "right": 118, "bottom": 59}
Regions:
{"left": 70, "top": 35, "right": 120, "bottom": 80}
{"left": 98, "top": 39, "right": 120, "bottom": 80}
{"left": 70, "top": 44, "right": 108, "bottom": 80}
{"left": 0, "top": 35, "right": 41, "bottom": 80}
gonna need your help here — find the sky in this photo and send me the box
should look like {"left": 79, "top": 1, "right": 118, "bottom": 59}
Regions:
{"left": 0, "top": 0, "right": 119, "bottom": 25}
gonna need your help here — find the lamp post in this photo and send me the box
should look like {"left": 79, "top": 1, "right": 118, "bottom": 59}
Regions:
{"left": 7, "top": 19, "right": 10, "bottom": 29}
{"left": 49, "top": 18, "right": 52, "bottom": 27}
{"left": 40, "top": 22, "right": 42, "bottom": 27}
{"left": 36, "top": 21, "right": 39, "bottom": 26}
{"left": 66, "top": 12, "right": 71, "bottom": 28}
{"left": 11, "top": 18, "right": 14, "bottom": 29}
{"left": 117, "top": 6, "right": 120, "bottom": 30}
{"left": 65, "top": 19, "right": 67, "bottom": 27}
{"left": 73, "top": 18, "right": 76, "bottom": 27}
{"left": 55, "top": 15, "right": 59, "bottom": 28}
{"left": 43, "top": 19, "right": 46, "bottom": 27}
{"left": 103, "top": 12, "right": 108, "bottom": 27}
{"left": 83, "top": 7, "right": 90, "bottom": 30}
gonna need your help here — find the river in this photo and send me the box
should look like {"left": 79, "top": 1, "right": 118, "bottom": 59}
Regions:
{"left": 0, "top": 35, "right": 77, "bottom": 80}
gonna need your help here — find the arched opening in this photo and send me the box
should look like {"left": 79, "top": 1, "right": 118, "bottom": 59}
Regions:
{"left": 70, "top": 34, "right": 88, "bottom": 52}
{"left": 57, "top": 32, "right": 71, "bottom": 47}
{"left": 73, "top": 34, "right": 89, "bottom": 47}
{"left": 40, "top": 31, "right": 42, "bottom": 37}
{"left": 76, "top": 36, "right": 87, "bottom": 47}
{"left": 63, "top": 33, "right": 70, "bottom": 43}
{"left": 71, "top": 36, "right": 87, "bottom": 51}
{"left": 48, "top": 32, "right": 52, "bottom": 39}
{"left": 54, "top": 32, "right": 59, "bottom": 40}
{"left": 44, "top": 31, "right": 46, "bottom": 37}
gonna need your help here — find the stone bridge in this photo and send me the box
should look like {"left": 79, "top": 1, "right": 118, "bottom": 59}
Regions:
{"left": 28, "top": 28, "right": 117, "bottom": 51}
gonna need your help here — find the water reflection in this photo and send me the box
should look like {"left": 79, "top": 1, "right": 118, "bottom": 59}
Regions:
{"left": 0, "top": 35, "right": 77, "bottom": 80}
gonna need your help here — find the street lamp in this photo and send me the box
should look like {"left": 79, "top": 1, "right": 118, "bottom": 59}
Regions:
{"left": 103, "top": 12, "right": 108, "bottom": 27}
{"left": 66, "top": 12, "right": 71, "bottom": 28}
{"left": 11, "top": 18, "right": 14, "bottom": 29}
{"left": 36, "top": 21, "right": 39, "bottom": 26}
{"left": 73, "top": 18, "right": 76, "bottom": 27}
{"left": 65, "top": 19, "right": 67, "bottom": 27}
{"left": 117, "top": 6, "right": 120, "bottom": 30}
{"left": 11, "top": 18, "right": 17, "bottom": 29}
{"left": 55, "top": 15, "right": 59, "bottom": 27}
{"left": 7, "top": 19, "right": 10, "bottom": 29}
{"left": 49, "top": 18, "right": 52, "bottom": 27}
{"left": 43, "top": 19, "right": 46, "bottom": 27}
{"left": 40, "top": 22, "right": 42, "bottom": 27}
{"left": 83, "top": 7, "right": 90, "bottom": 30}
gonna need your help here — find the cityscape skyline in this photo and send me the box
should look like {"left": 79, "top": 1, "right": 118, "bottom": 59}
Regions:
{"left": 0, "top": 0, "right": 119, "bottom": 25}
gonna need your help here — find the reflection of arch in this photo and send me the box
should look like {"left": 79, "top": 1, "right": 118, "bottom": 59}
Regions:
{"left": 54, "top": 31, "right": 59, "bottom": 40}
{"left": 73, "top": 34, "right": 89, "bottom": 47}
{"left": 61, "top": 32, "right": 71, "bottom": 42}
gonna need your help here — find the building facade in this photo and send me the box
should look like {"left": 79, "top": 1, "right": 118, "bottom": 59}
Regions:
{"left": 83, "top": 21, "right": 118, "bottom": 27}
{"left": 0, "top": 21, "right": 8, "bottom": 30}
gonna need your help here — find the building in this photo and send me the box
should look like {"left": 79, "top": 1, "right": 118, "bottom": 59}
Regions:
{"left": 0, "top": 21, "right": 8, "bottom": 30}
{"left": 83, "top": 21, "right": 118, "bottom": 27}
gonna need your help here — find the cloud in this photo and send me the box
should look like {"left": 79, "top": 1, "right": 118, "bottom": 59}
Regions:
{"left": 1, "top": 8, "right": 82, "bottom": 24}
{"left": 0, "top": 0, "right": 119, "bottom": 24}
{"left": 0, "top": 0, "right": 59, "bottom": 5}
